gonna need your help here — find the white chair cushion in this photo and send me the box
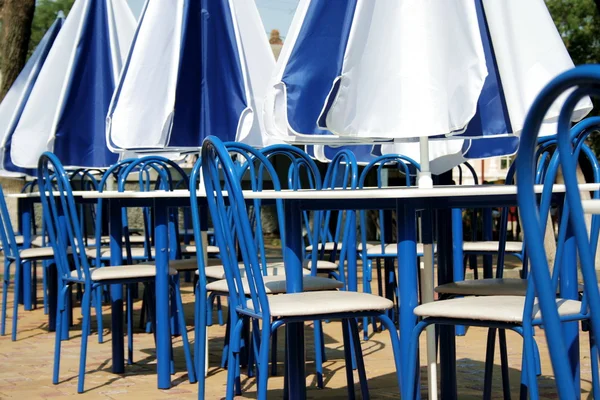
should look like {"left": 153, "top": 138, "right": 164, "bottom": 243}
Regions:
{"left": 305, "top": 242, "right": 343, "bottom": 252}
{"left": 274, "top": 259, "right": 338, "bottom": 271}
{"left": 205, "top": 275, "right": 343, "bottom": 294}
{"left": 414, "top": 295, "right": 582, "bottom": 323}
{"left": 30, "top": 236, "right": 45, "bottom": 247}
{"left": 87, "top": 235, "right": 147, "bottom": 246}
{"left": 204, "top": 263, "right": 312, "bottom": 280}
{"left": 265, "top": 291, "right": 394, "bottom": 317}
{"left": 70, "top": 264, "right": 177, "bottom": 281}
{"left": 179, "top": 244, "right": 219, "bottom": 255}
{"left": 463, "top": 241, "right": 523, "bottom": 253}
{"left": 435, "top": 278, "right": 527, "bottom": 296}
{"left": 366, "top": 243, "right": 433, "bottom": 256}
{"left": 85, "top": 247, "right": 150, "bottom": 259}
{"left": 20, "top": 246, "right": 63, "bottom": 259}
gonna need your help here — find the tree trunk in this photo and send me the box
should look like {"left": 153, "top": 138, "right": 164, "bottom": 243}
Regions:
{"left": 0, "top": 0, "right": 35, "bottom": 101}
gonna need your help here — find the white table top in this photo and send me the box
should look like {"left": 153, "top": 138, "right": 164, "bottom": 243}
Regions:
{"left": 11, "top": 183, "right": 600, "bottom": 201}
{"left": 7, "top": 190, "right": 89, "bottom": 199}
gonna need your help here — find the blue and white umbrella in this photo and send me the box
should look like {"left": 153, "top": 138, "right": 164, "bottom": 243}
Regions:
{"left": 107, "top": 0, "right": 275, "bottom": 153}
{"left": 0, "top": 13, "right": 64, "bottom": 177}
{"left": 263, "top": 0, "right": 592, "bottom": 180}
{"left": 9, "top": 0, "right": 137, "bottom": 170}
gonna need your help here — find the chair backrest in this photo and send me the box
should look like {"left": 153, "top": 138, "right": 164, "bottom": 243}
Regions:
{"left": 357, "top": 154, "right": 420, "bottom": 258}
{"left": 0, "top": 185, "right": 21, "bottom": 261}
{"left": 516, "top": 66, "right": 600, "bottom": 399}
{"left": 37, "top": 152, "right": 92, "bottom": 283}
{"left": 201, "top": 137, "right": 280, "bottom": 320}
{"left": 117, "top": 156, "right": 190, "bottom": 263}
{"left": 260, "top": 144, "right": 323, "bottom": 272}
{"left": 225, "top": 142, "right": 286, "bottom": 274}
{"left": 313, "top": 150, "right": 358, "bottom": 268}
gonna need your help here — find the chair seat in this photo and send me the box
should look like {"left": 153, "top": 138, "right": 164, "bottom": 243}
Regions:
{"left": 85, "top": 247, "right": 151, "bottom": 259}
{"left": 29, "top": 236, "right": 46, "bottom": 247}
{"left": 87, "top": 235, "right": 147, "bottom": 246}
{"left": 70, "top": 264, "right": 177, "bottom": 281}
{"left": 20, "top": 246, "right": 64, "bottom": 259}
{"left": 463, "top": 241, "right": 523, "bottom": 253}
{"left": 204, "top": 263, "right": 312, "bottom": 280}
{"left": 435, "top": 278, "right": 527, "bottom": 296}
{"left": 305, "top": 242, "right": 343, "bottom": 252}
{"left": 414, "top": 295, "right": 582, "bottom": 323}
{"left": 178, "top": 244, "right": 219, "bottom": 255}
{"left": 206, "top": 275, "right": 343, "bottom": 294}
{"left": 366, "top": 243, "right": 433, "bottom": 256}
{"left": 266, "top": 291, "right": 394, "bottom": 317}
{"left": 169, "top": 257, "right": 225, "bottom": 272}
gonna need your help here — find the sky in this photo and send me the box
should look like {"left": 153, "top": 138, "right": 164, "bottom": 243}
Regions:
{"left": 126, "top": 0, "right": 300, "bottom": 39}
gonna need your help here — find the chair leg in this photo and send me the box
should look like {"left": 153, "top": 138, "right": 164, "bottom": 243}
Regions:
{"left": 126, "top": 285, "right": 134, "bottom": 365}
{"left": 589, "top": 328, "right": 600, "bottom": 399}
{"left": 174, "top": 282, "right": 197, "bottom": 383}
{"left": 256, "top": 321, "right": 271, "bottom": 400}
{"left": 349, "top": 318, "right": 370, "bottom": 399}
{"left": 77, "top": 289, "right": 92, "bottom": 393}
{"left": 313, "top": 320, "right": 324, "bottom": 388}
{"left": 341, "top": 319, "right": 356, "bottom": 400}
{"left": 216, "top": 296, "right": 224, "bottom": 326}
{"left": 12, "top": 261, "right": 22, "bottom": 341}
{"left": 523, "top": 328, "right": 539, "bottom": 400}
{"left": 95, "top": 286, "right": 104, "bottom": 343}
{"left": 498, "top": 329, "right": 512, "bottom": 400}
{"left": 53, "top": 285, "right": 67, "bottom": 385}
{"left": 404, "top": 320, "right": 429, "bottom": 399}
{"left": 225, "top": 318, "right": 243, "bottom": 400}
{"left": 195, "top": 285, "right": 207, "bottom": 399}
{"left": 1, "top": 260, "right": 11, "bottom": 336}
{"left": 483, "top": 328, "right": 497, "bottom": 400}
{"left": 270, "top": 327, "right": 278, "bottom": 377}
{"left": 42, "top": 261, "right": 49, "bottom": 315}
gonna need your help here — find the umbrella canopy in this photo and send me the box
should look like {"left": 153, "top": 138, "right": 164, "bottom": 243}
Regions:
{"left": 263, "top": 0, "right": 591, "bottom": 174}
{"left": 0, "top": 13, "right": 64, "bottom": 177}
{"left": 107, "top": 0, "right": 275, "bottom": 154}
{"left": 9, "top": 0, "right": 136, "bottom": 170}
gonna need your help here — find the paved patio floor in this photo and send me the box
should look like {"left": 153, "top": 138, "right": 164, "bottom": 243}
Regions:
{"left": 0, "top": 268, "right": 594, "bottom": 399}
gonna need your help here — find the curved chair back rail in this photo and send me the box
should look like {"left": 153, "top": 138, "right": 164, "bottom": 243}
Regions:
{"left": 516, "top": 66, "right": 600, "bottom": 399}
{"left": 357, "top": 154, "right": 420, "bottom": 256}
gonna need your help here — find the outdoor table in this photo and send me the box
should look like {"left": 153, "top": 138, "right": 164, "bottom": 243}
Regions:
{"left": 242, "top": 182, "right": 600, "bottom": 400}
{"left": 21, "top": 182, "right": 597, "bottom": 395}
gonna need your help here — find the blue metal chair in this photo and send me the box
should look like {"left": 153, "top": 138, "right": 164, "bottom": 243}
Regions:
{"left": 406, "top": 66, "right": 600, "bottom": 399}
{"left": 37, "top": 152, "right": 196, "bottom": 393}
{"left": 357, "top": 154, "right": 420, "bottom": 339}
{"left": 191, "top": 142, "right": 343, "bottom": 399}
{"left": 199, "top": 136, "right": 402, "bottom": 400}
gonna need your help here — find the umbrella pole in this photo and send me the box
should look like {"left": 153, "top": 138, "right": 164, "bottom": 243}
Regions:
{"left": 418, "top": 136, "right": 438, "bottom": 400}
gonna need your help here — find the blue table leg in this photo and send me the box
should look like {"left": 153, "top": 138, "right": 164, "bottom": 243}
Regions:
{"left": 154, "top": 200, "right": 172, "bottom": 389}
{"left": 283, "top": 200, "right": 306, "bottom": 399}
{"left": 346, "top": 210, "right": 357, "bottom": 292}
{"left": 482, "top": 208, "right": 493, "bottom": 279}
{"left": 451, "top": 208, "right": 466, "bottom": 336}
{"left": 437, "top": 207, "right": 458, "bottom": 400}
{"left": 109, "top": 200, "right": 125, "bottom": 374}
{"left": 21, "top": 203, "right": 32, "bottom": 310}
{"left": 561, "top": 223, "right": 580, "bottom": 397}
{"left": 168, "top": 208, "right": 180, "bottom": 337}
{"left": 397, "top": 202, "right": 418, "bottom": 393}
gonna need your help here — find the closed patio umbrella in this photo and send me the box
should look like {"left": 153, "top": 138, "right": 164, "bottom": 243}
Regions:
{"left": 106, "top": 0, "right": 275, "bottom": 154}
{"left": 9, "top": 0, "right": 137, "bottom": 169}
{"left": 0, "top": 13, "right": 64, "bottom": 176}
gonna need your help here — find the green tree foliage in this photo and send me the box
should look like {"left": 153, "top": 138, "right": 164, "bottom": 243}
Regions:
{"left": 546, "top": 0, "right": 600, "bottom": 155}
{"left": 28, "top": 0, "right": 74, "bottom": 57}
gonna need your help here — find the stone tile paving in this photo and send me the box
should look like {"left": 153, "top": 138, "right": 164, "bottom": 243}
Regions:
{"left": 0, "top": 279, "right": 594, "bottom": 399}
